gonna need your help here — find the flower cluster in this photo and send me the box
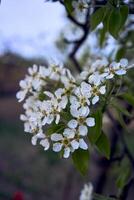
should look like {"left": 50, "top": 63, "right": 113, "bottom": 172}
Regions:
{"left": 17, "top": 58, "right": 129, "bottom": 158}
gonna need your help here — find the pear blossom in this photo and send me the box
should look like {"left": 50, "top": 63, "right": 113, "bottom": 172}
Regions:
{"left": 106, "top": 58, "right": 128, "bottom": 79}
{"left": 72, "top": 0, "right": 89, "bottom": 13}
{"left": 79, "top": 182, "right": 93, "bottom": 200}
{"left": 70, "top": 81, "right": 91, "bottom": 111}
{"left": 51, "top": 128, "right": 76, "bottom": 158}
{"left": 68, "top": 107, "right": 95, "bottom": 135}
{"left": 88, "top": 73, "right": 106, "bottom": 104}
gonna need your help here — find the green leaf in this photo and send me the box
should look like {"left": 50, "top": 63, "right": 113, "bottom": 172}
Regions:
{"left": 99, "top": 28, "right": 107, "bottom": 47}
{"left": 119, "top": 5, "right": 129, "bottom": 30}
{"left": 91, "top": 7, "right": 105, "bottom": 30}
{"left": 116, "top": 47, "right": 126, "bottom": 61}
{"left": 109, "top": 8, "right": 121, "bottom": 39}
{"left": 102, "top": 7, "right": 113, "bottom": 31}
{"left": 72, "top": 149, "right": 90, "bottom": 176}
{"left": 121, "top": 93, "right": 134, "bottom": 107}
{"left": 64, "top": 0, "right": 73, "bottom": 14}
{"left": 88, "top": 109, "right": 102, "bottom": 144}
{"left": 96, "top": 132, "right": 110, "bottom": 159}
{"left": 94, "top": 193, "right": 116, "bottom": 200}
{"left": 116, "top": 158, "right": 131, "bottom": 189}
{"left": 47, "top": 123, "right": 65, "bottom": 136}
{"left": 111, "top": 101, "right": 132, "bottom": 117}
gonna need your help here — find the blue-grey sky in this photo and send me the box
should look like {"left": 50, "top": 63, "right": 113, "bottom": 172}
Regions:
{"left": 0, "top": 0, "right": 65, "bottom": 58}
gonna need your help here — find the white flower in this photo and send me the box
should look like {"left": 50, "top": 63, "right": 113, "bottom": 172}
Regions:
{"left": 51, "top": 128, "right": 76, "bottom": 158}
{"left": 70, "top": 82, "right": 91, "bottom": 112}
{"left": 106, "top": 59, "right": 128, "bottom": 79}
{"left": 72, "top": 0, "right": 89, "bottom": 13}
{"left": 68, "top": 107, "right": 95, "bottom": 135}
{"left": 48, "top": 62, "right": 65, "bottom": 81}
{"left": 80, "top": 182, "right": 93, "bottom": 200}
{"left": 88, "top": 73, "right": 106, "bottom": 104}
{"left": 16, "top": 77, "right": 32, "bottom": 102}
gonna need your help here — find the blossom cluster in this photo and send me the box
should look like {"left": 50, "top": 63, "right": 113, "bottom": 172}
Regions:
{"left": 17, "top": 58, "right": 129, "bottom": 158}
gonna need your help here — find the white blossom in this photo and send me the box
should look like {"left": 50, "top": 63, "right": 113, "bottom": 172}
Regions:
{"left": 80, "top": 182, "right": 93, "bottom": 200}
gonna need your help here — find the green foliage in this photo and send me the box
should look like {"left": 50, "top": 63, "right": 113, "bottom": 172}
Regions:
{"left": 116, "top": 47, "right": 126, "bottom": 61}
{"left": 88, "top": 109, "right": 102, "bottom": 144}
{"left": 91, "top": 2, "right": 129, "bottom": 40}
{"left": 109, "top": 8, "right": 121, "bottom": 39}
{"left": 111, "top": 100, "right": 132, "bottom": 117}
{"left": 94, "top": 193, "right": 116, "bottom": 200}
{"left": 72, "top": 149, "right": 90, "bottom": 176}
{"left": 96, "top": 132, "right": 110, "bottom": 159}
{"left": 47, "top": 123, "right": 65, "bottom": 135}
{"left": 91, "top": 7, "right": 106, "bottom": 30}
{"left": 64, "top": 0, "right": 73, "bottom": 14}
{"left": 116, "top": 158, "right": 131, "bottom": 189}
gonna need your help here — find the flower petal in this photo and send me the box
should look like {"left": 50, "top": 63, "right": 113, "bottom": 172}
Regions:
{"left": 92, "top": 96, "right": 99, "bottom": 105}
{"left": 53, "top": 143, "right": 63, "bottom": 152}
{"left": 86, "top": 117, "right": 95, "bottom": 127}
{"left": 79, "top": 139, "right": 88, "bottom": 150}
{"left": 63, "top": 147, "right": 71, "bottom": 158}
{"left": 51, "top": 133, "right": 63, "bottom": 141}
{"left": 78, "top": 125, "right": 88, "bottom": 136}
{"left": 68, "top": 119, "right": 78, "bottom": 129}
{"left": 71, "top": 140, "right": 79, "bottom": 150}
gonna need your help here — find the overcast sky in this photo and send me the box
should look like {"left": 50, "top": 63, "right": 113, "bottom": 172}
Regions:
{"left": 0, "top": 0, "right": 65, "bottom": 58}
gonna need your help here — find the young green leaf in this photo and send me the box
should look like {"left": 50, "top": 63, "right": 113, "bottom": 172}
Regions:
{"left": 119, "top": 5, "right": 129, "bottom": 30}
{"left": 72, "top": 149, "right": 90, "bottom": 176}
{"left": 47, "top": 123, "right": 65, "bottom": 136}
{"left": 90, "top": 7, "right": 105, "bottom": 30}
{"left": 88, "top": 109, "right": 102, "bottom": 144}
{"left": 96, "top": 132, "right": 110, "bottom": 159}
{"left": 116, "top": 158, "right": 131, "bottom": 189}
{"left": 116, "top": 47, "right": 126, "bottom": 61}
{"left": 109, "top": 8, "right": 121, "bottom": 39}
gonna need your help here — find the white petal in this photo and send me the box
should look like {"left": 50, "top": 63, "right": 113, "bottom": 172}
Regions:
{"left": 40, "top": 139, "right": 50, "bottom": 150}
{"left": 68, "top": 119, "right": 78, "bottom": 129}
{"left": 63, "top": 128, "right": 75, "bottom": 139}
{"left": 51, "top": 133, "right": 63, "bottom": 141}
{"left": 53, "top": 143, "right": 63, "bottom": 152}
{"left": 44, "top": 91, "right": 54, "bottom": 99}
{"left": 31, "top": 135, "right": 37, "bottom": 146}
{"left": 20, "top": 114, "right": 27, "bottom": 121}
{"left": 86, "top": 117, "right": 95, "bottom": 127}
{"left": 78, "top": 107, "right": 90, "bottom": 117}
{"left": 55, "top": 114, "right": 60, "bottom": 124}
{"left": 70, "top": 108, "right": 79, "bottom": 118}
{"left": 81, "top": 82, "right": 91, "bottom": 98}
{"left": 79, "top": 139, "right": 88, "bottom": 150}
{"left": 99, "top": 86, "right": 106, "bottom": 94}
{"left": 120, "top": 58, "right": 128, "bottom": 67}
{"left": 63, "top": 147, "right": 71, "bottom": 158}
{"left": 115, "top": 69, "right": 126, "bottom": 75}
{"left": 106, "top": 73, "right": 114, "bottom": 79}
{"left": 71, "top": 140, "right": 79, "bottom": 150}
{"left": 16, "top": 90, "right": 27, "bottom": 102}
{"left": 55, "top": 88, "right": 64, "bottom": 98}
{"left": 92, "top": 96, "right": 99, "bottom": 104}
{"left": 78, "top": 125, "right": 88, "bottom": 136}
